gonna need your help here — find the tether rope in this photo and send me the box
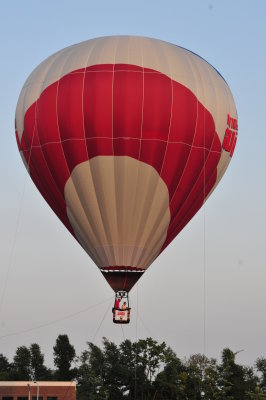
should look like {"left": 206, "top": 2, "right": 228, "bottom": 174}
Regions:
{"left": 91, "top": 300, "right": 112, "bottom": 343}
{"left": 0, "top": 122, "right": 37, "bottom": 330}
{"left": 136, "top": 307, "right": 154, "bottom": 339}
{"left": 0, "top": 295, "right": 113, "bottom": 340}
{"left": 120, "top": 324, "right": 125, "bottom": 342}
{"left": 129, "top": 298, "right": 154, "bottom": 339}
{"left": 0, "top": 172, "right": 27, "bottom": 318}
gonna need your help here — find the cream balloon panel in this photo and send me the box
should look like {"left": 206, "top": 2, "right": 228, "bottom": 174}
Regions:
{"left": 64, "top": 156, "right": 171, "bottom": 269}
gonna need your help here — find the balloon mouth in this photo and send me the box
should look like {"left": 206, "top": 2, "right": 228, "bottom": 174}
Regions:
{"left": 100, "top": 267, "right": 145, "bottom": 292}
{"left": 100, "top": 266, "right": 145, "bottom": 272}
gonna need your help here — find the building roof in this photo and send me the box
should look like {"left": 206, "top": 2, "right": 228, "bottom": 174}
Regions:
{"left": 0, "top": 382, "right": 76, "bottom": 387}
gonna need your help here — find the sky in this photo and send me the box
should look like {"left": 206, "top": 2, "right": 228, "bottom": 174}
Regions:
{"left": 0, "top": 0, "right": 266, "bottom": 368}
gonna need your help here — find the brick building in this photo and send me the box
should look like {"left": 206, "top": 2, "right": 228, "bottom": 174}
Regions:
{"left": 0, "top": 382, "right": 76, "bottom": 400}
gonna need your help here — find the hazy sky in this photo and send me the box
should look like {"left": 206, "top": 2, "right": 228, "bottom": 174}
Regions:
{"left": 0, "top": 0, "right": 266, "bottom": 368}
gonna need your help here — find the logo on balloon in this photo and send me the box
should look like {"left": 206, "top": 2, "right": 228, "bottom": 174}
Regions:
{"left": 222, "top": 114, "right": 238, "bottom": 157}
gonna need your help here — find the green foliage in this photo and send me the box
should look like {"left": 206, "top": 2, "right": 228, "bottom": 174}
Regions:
{"left": 102, "top": 337, "right": 124, "bottom": 399}
{"left": 0, "top": 344, "right": 52, "bottom": 381}
{"left": 256, "top": 358, "right": 266, "bottom": 392}
{"left": 248, "top": 385, "right": 266, "bottom": 400}
{"left": 0, "top": 335, "right": 266, "bottom": 400}
{"left": 53, "top": 334, "right": 76, "bottom": 380}
{"left": 137, "top": 337, "right": 166, "bottom": 383}
{"left": 216, "top": 348, "right": 258, "bottom": 400}
{"left": 154, "top": 347, "right": 186, "bottom": 399}
{"left": 77, "top": 340, "right": 107, "bottom": 400}
{"left": 12, "top": 345, "right": 32, "bottom": 380}
{"left": 0, "top": 354, "right": 12, "bottom": 380}
{"left": 184, "top": 354, "right": 221, "bottom": 400}
{"left": 30, "top": 343, "right": 53, "bottom": 380}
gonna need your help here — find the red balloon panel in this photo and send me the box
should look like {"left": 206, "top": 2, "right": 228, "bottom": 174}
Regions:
{"left": 16, "top": 64, "right": 222, "bottom": 257}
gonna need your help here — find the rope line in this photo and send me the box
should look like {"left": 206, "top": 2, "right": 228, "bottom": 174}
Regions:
{"left": 26, "top": 136, "right": 221, "bottom": 153}
{"left": 0, "top": 296, "right": 113, "bottom": 340}
{"left": 122, "top": 273, "right": 127, "bottom": 291}
{"left": 91, "top": 300, "right": 112, "bottom": 343}
{"left": 136, "top": 309, "right": 154, "bottom": 339}
{"left": 0, "top": 118, "right": 37, "bottom": 327}
{"left": 120, "top": 324, "right": 125, "bottom": 342}
{"left": 129, "top": 297, "right": 155, "bottom": 339}
{"left": 0, "top": 173, "right": 27, "bottom": 318}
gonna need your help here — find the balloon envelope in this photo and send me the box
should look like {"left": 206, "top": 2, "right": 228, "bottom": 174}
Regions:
{"left": 15, "top": 36, "right": 238, "bottom": 292}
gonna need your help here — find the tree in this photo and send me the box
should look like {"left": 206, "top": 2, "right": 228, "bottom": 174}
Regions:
{"left": 78, "top": 338, "right": 125, "bottom": 399}
{"left": 1, "top": 337, "right": 266, "bottom": 400}
{"left": 102, "top": 337, "right": 124, "bottom": 399}
{"left": 53, "top": 334, "right": 76, "bottom": 380}
{"left": 119, "top": 339, "right": 142, "bottom": 398}
{"left": 77, "top": 337, "right": 168, "bottom": 400}
{"left": 248, "top": 385, "right": 266, "bottom": 400}
{"left": 134, "top": 337, "right": 167, "bottom": 399}
{"left": 218, "top": 348, "right": 257, "bottom": 400}
{"left": 0, "top": 354, "right": 12, "bottom": 380}
{"left": 30, "top": 343, "right": 52, "bottom": 380}
{"left": 12, "top": 346, "right": 31, "bottom": 380}
{"left": 256, "top": 358, "right": 266, "bottom": 393}
{"left": 77, "top": 341, "right": 107, "bottom": 400}
{"left": 184, "top": 353, "right": 223, "bottom": 400}
{"left": 154, "top": 347, "right": 187, "bottom": 400}
{"left": 138, "top": 337, "right": 166, "bottom": 384}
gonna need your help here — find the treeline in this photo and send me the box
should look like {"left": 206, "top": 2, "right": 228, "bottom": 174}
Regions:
{"left": 1, "top": 335, "right": 266, "bottom": 399}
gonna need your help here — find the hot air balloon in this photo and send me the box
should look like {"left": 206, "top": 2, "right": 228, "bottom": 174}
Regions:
{"left": 15, "top": 36, "right": 238, "bottom": 324}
